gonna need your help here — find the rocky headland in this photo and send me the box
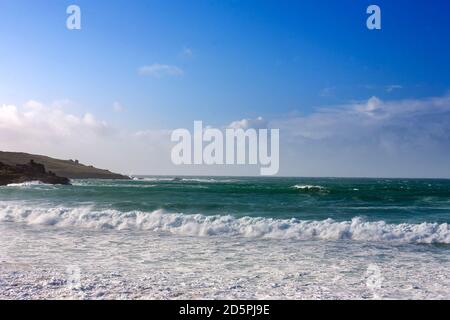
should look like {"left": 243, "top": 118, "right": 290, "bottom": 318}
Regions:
{"left": 0, "top": 160, "right": 71, "bottom": 186}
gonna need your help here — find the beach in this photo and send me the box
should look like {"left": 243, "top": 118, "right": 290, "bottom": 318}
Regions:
{"left": 1, "top": 177, "right": 450, "bottom": 299}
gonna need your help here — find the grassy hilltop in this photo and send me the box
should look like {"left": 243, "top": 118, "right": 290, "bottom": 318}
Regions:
{"left": 0, "top": 151, "right": 129, "bottom": 180}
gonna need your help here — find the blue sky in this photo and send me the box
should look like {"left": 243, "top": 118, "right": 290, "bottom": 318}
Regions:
{"left": 0, "top": 0, "right": 449, "bottom": 177}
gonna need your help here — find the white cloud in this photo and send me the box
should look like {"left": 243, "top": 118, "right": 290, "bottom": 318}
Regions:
{"left": 228, "top": 116, "right": 268, "bottom": 130}
{"left": 180, "top": 47, "right": 193, "bottom": 58}
{"left": 355, "top": 96, "right": 383, "bottom": 117}
{"left": 386, "top": 85, "right": 403, "bottom": 92}
{"left": 112, "top": 101, "right": 125, "bottom": 113}
{"left": 271, "top": 95, "right": 450, "bottom": 177}
{"left": 320, "top": 87, "right": 336, "bottom": 97}
{"left": 0, "top": 100, "right": 173, "bottom": 175}
{"left": 0, "top": 101, "right": 114, "bottom": 164}
{"left": 0, "top": 101, "right": 109, "bottom": 137}
{"left": 138, "top": 64, "right": 184, "bottom": 77}
{"left": 1, "top": 95, "right": 449, "bottom": 178}
{"left": 24, "top": 100, "right": 44, "bottom": 110}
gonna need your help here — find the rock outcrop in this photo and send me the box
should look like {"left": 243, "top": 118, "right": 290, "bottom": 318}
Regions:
{"left": 0, "top": 151, "right": 129, "bottom": 180}
{"left": 0, "top": 160, "right": 71, "bottom": 186}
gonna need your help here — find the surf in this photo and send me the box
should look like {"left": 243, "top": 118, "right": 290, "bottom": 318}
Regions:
{"left": 1, "top": 202, "right": 449, "bottom": 244}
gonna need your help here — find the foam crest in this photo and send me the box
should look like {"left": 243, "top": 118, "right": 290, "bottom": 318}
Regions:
{"left": 0, "top": 203, "right": 449, "bottom": 244}
{"left": 4, "top": 181, "right": 54, "bottom": 188}
{"left": 131, "top": 177, "right": 235, "bottom": 183}
{"left": 292, "top": 184, "right": 326, "bottom": 191}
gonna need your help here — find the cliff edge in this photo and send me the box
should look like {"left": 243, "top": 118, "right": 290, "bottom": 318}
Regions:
{"left": 0, "top": 160, "right": 71, "bottom": 186}
{"left": 0, "top": 151, "right": 129, "bottom": 180}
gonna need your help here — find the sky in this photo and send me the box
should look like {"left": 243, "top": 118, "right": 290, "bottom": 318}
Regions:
{"left": 0, "top": 0, "right": 449, "bottom": 178}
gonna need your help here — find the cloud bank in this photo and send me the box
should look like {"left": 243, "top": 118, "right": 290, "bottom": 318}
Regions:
{"left": 1, "top": 95, "right": 449, "bottom": 178}
{"left": 271, "top": 95, "right": 450, "bottom": 177}
{"left": 2, "top": 101, "right": 175, "bottom": 175}
{"left": 138, "top": 64, "right": 184, "bottom": 77}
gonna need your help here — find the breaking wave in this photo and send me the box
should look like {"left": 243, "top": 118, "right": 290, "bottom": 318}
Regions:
{"left": 131, "top": 177, "right": 174, "bottom": 182}
{"left": 4, "top": 181, "right": 54, "bottom": 188}
{"left": 0, "top": 203, "right": 449, "bottom": 244}
{"left": 292, "top": 185, "right": 326, "bottom": 191}
{"left": 131, "top": 177, "right": 235, "bottom": 183}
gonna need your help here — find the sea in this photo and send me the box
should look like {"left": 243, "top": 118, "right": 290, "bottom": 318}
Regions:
{"left": 1, "top": 177, "right": 449, "bottom": 299}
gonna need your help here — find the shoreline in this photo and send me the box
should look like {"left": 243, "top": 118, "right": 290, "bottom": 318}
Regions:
{"left": 1, "top": 222, "right": 449, "bottom": 300}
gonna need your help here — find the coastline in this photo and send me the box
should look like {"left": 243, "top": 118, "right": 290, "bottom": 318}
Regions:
{"left": 1, "top": 176, "right": 450, "bottom": 299}
{"left": 1, "top": 221, "right": 449, "bottom": 300}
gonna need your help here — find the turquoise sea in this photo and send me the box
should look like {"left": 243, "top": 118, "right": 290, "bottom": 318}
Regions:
{"left": 1, "top": 177, "right": 450, "bottom": 299}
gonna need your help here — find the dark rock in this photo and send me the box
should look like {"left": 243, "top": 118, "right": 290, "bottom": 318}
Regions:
{"left": 0, "top": 151, "right": 130, "bottom": 180}
{"left": 0, "top": 160, "right": 71, "bottom": 186}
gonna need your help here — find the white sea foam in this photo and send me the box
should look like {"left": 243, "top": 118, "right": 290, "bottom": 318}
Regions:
{"left": 2, "top": 220, "right": 449, "bottom": 300}
{"left": 71, "top": 181, "right": 157, "bottom": 188}
{"left": 292, "top": 184, "right": 326, "bottom": 191}
{"left": 5, "top": 181, "right": 53, "bottom": 188}
{"left": 131, "top": 177, "right": 174, "bottom": 182}
{"left": 180, "top": 178, "right": 218, "bottom": 183}
{"left": 0, "top": 203, "right": 449, "bottom": 244}
{"left": 131, "top": 177, "right": 235, "bottom": 183}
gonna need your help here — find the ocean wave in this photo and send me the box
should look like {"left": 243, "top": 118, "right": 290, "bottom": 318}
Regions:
{"left": 131, "top": 177, "right": 174, "bottom": 182}
{"left": 131, "top": 177, "right": 235, "bottom": 183}
{"left": 71, "top": 181, "right": 157, "bottom": 188}
{"left": 180, "top": 178, "right": 219, "bottom": 183}
{"left": 0, "top": 203, "right": 449, "bottom": 244}
{"left": 4, "top": 181, "right": 54, "bottom": 188}
{"left": 291, "top": 184, "right": 326, "bottom": 191}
